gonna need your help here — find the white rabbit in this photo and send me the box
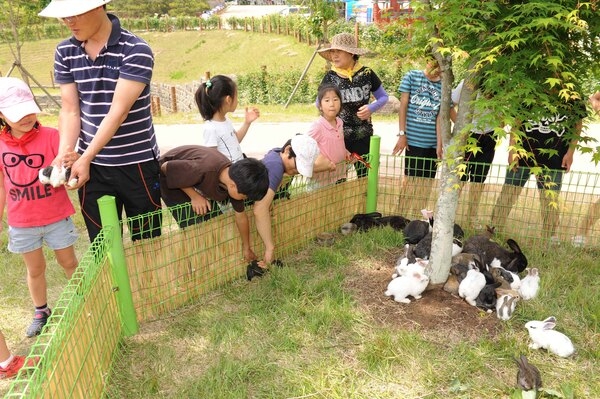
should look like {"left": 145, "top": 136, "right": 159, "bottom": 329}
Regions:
{"left": 384, "top": 271, "right": 429, "bottom": 303}
{"left": 519, "top": 268, "right": 540, "bottom": 300}
{"left": 392, "top": 257, "right": 427, "bottom": 279}
{"left": 458, "top": 269, "right": 486, "bottom": 307}
{"left": 496, "top": 293, "right": 520, "bottom": 321}
{"left": 525, "top": 316, "right": 575, "bottom": 358}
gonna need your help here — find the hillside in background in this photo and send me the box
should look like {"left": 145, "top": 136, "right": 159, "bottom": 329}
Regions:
{"left": 0, "top": 30, "right": 324, "bottom": 86}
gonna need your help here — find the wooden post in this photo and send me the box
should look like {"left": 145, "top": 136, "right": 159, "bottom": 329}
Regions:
{"left": 204, "top": 71, "right": 211, "bottom": 82}
{"left": 170, "top": 86, "right": 178, "bottom": 113}
{"left": 151, "top": 96, "right": 161, "bottom": 117}
{"left": 50, "top": 70, "right": 55, "bottom": 88}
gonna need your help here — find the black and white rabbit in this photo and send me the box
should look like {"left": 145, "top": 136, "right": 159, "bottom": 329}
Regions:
{"left": 458, "top": 269, "right": 486, "bottom": 307}
{"left": 402, "top": 209, "right": 434, "bottom": 244}
{"left": 490, "top": 260, "right": 521, "bottom": 290}
{"left": 496, "top": 293, "right": 520, "bottom": 321}
{"left": 519, "top": 268, "right": 540, "bottom": 300}
{"left": 378, "top": 215, "right": 411, "bottom": 231}
{"left": 341, "top": 212, "right": 381, "bottom": 235}
{"left": 38, "top": 165, "right": 76, "bottom": 188}
{"left": 525, "top": 316, "right": 575, "bottom": 357}
{"left": 490, "top": 265, "right": 514, "bottom": 289}
{"left": 476, "top": 282, "right": 501, "bottom": 312}
{"left": 463, "top": 236, "right": 528, "bottom": 273}
{"left": 414, "top": 233, "right": 463, "bottom": 260}
{"left": 394, "top": 243, "right": 417, "bottom": 267}
{"left": 384, "top": 271, "right": 430, "bottom": 303}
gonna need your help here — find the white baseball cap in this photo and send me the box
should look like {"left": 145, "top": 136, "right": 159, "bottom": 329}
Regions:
{"left": 0, "top": 77, "right": 42, "bottom": 123}
{"left": 39, "top": 0, "right": 111, "bottom": 18}
{"left": 291, "top": 134, "right": 320, "bottom": 178}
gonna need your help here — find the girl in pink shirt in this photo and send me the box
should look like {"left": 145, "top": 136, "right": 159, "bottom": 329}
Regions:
{"left": 0, "top": 77, "right": 79, "bottom": 338}
{"left": 308, "top": 84, "right": 350, "bottom": 187}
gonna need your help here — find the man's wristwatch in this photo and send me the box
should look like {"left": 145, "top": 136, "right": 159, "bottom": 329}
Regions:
{"left": 397, "top": 130, "right": 406, "bottom": 137}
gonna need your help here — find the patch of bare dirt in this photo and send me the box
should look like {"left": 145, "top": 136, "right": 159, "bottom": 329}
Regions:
{"left": 344, "top": 248, "right": 501, "bottom": 344}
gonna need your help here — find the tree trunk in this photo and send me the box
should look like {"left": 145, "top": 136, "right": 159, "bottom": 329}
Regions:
{"left": 428, "top": 59, "right": 479, "bottom": 283}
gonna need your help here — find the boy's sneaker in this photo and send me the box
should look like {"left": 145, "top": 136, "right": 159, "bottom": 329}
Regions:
{"left": 0, "top": 356, "right": 26, "bottom": 379}
{"left": 26, "top": 309, "right": 51, "bottom": 338}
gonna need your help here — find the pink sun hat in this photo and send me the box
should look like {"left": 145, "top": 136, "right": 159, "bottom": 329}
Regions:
{"left": 0, "top": 77, "right": 42, "bottom": 123}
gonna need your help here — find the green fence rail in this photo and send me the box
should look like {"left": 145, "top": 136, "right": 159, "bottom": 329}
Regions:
{"left": 5, "top": 137, "right": 598, "bottom": 397}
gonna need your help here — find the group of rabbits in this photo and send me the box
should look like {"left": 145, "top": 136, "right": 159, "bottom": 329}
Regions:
{"left": 343, "top": 211, "right": 577, "bottom": 358}
{"left": 445, "top": 226, "right": 540, "bottom": 322}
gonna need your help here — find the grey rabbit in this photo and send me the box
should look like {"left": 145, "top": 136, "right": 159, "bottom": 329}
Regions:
{"left": 514, "top": 355, "right": 542, "bottom": 391}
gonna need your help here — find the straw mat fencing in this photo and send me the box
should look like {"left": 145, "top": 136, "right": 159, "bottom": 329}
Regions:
{"left": 4, "top": 149, "right": 598, "bottom": 397}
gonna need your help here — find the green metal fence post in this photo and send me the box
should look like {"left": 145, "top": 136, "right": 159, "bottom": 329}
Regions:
{"left": 366, "top": 135, "right": 381, "bottom": 213}
{"left": 98, "top": 195, "right": 139, "bottom": 336}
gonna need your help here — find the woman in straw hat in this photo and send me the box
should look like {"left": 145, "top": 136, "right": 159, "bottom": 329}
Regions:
{"left": 318, "top": 33, "right": 389, "bottom": 178}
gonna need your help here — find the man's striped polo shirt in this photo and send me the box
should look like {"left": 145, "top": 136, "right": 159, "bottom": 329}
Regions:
{"left": 53, "top": 14, "right": 159, "bottom": 166}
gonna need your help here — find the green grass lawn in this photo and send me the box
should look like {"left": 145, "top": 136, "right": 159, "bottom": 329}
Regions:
{"left": 100, "top": 228, "right": 599, "bottom": 399}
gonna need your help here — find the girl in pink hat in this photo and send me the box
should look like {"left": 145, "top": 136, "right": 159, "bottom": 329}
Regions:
{"left": 0, "top": 77, "right": 79, "bottom": 338}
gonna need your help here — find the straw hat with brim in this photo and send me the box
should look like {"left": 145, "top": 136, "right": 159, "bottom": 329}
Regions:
{"left": 38, "top": 0, "right": 111, "bottom": 18}
{"left": 318, "top": 33, "right": 370, "bottom": 61}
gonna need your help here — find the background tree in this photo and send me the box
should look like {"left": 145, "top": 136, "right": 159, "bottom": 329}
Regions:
{"left": 305, "top": 0, "right": 344, "bottom": 43}
{"left": 405, "top": 0, "right": 600, "bottom": 283}
{"left": 0, "top": 0, "right": 60, "bottom": 107}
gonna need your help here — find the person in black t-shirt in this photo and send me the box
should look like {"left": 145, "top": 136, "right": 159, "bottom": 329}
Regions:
{"left": 318, "top": 33, "right": 389, "bottom": 178}
{"left": 491, "top": 98, "right": 587, "bottom": 240}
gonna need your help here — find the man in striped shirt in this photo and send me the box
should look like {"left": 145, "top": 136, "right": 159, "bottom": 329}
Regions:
{"left": 39, "top": 0, "right": 162, "bottom": 241}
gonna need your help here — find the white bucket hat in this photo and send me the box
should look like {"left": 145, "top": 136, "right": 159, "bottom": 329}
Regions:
{"left": 290, "top": 134, "right": 320, "bottom": 178}
{"left": 318, "top": 33, "right": 369, "bottom": 61}
{"left": 39, "top": 0, "right": 111, "bottom": 18}
{"left": 0, "top": 77, "right": 42, "bottom": 123}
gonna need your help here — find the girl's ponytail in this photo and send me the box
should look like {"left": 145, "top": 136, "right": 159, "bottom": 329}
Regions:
{"left": 194, "top": 75, "right": 236, "bottom": 121}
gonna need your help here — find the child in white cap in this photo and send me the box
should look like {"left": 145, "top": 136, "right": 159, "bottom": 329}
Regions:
{"left": 0, "top": 77, "right": 79, "bottom": 338}
{"left": 253, "top": 135, "right": 322, "bottom": 266}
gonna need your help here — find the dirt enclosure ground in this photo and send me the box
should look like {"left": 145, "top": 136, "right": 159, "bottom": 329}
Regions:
{"left": 343, "top": 247, "right": 501, "bottom": 343}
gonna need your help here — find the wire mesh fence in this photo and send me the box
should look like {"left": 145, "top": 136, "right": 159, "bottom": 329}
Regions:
{"left": 4, "top": 229, "right": 121, "bottom": 398}
{"left": 4, "top": 150, "right": 598, "bottom": 397}
{"left": 377, "top": 155, "right": 599, "bottom": 248}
